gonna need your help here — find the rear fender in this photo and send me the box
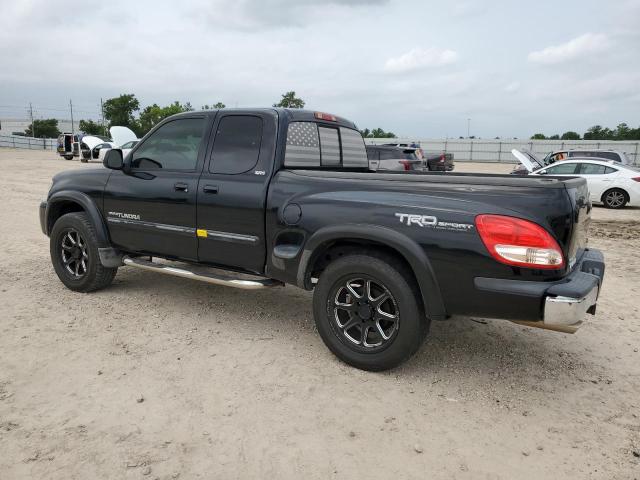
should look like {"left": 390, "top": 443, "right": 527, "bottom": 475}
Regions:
{"left": 299, "top": 224, "right": 446, "bottom": 321}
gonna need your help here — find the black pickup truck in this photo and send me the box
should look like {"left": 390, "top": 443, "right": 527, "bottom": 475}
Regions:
{"left": 39, "top": 108, "right": 605, "bottom": 371}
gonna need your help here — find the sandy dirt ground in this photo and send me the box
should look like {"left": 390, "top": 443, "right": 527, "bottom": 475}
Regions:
{"left": 0, "top": 149, "right": 639, "bottom": 480}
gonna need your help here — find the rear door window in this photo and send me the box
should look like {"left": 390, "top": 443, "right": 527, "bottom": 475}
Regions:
{"left": 210, "top": 115, "right": 263, "bottom": 174}
{"left": 544, "top": 162, "right": 580, "bottom": 174}
{"left": 578, "top": 164, "right": 607, "bottom": 174}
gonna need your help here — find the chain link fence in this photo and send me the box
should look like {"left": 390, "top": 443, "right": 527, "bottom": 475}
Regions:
{"left": 2, "top": 132, "right": 640, "bottom": 165}
{"left": 0, "top": 134, "right": 56, "bottom": 150}
{"left": 366, "top": 138, "right": 640, "bottom": 165}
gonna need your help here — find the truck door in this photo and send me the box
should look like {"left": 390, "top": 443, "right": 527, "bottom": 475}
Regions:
{"left": 103, "top": 115, "right": 208, "bottom": 261}
{"left": 196, "top": 110, "right": 278, "bottom": 274}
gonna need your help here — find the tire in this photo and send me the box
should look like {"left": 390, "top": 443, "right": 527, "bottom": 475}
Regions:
{"left": 602, "top": 188, "right": 628, "bottom": 209}
{"left": 50, "top": 212, "right": 117, "bottom": 292}
{"left": 80, "top": 157, "right": 88, "bottom": 163}
{"left": 64, "top": 155, "right": 74, "bottom": 160}
{"left": 313, "top": 253, "right": 428, "bottom": 371}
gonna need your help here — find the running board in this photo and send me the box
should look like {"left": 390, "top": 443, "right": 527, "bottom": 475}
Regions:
{"left": 123, "top": 257, "right": 283, "bottom": 290}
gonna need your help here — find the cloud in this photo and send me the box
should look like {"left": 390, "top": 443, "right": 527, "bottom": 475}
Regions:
{"left": 202, "top": 0, "right": 389, "bottom": 29}
{"left": 527, "top": 33, "right": 611, "bottom": 65}
{"left": 384, "top": 48, "right": 458, "bottom": 73}
{"left": 504, "top": 82, "right": 520, "bottom": 93}
{"left": 452, "top": 1, "right": 487, "bottom": 18}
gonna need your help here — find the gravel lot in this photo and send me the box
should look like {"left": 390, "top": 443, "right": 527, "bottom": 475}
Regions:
{"left": 1, "top": 148, "right": 639, "bottom": 479}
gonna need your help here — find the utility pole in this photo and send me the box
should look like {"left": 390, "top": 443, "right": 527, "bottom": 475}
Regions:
{"left": 69, "top": 99, "right": 74, "bottom": 133}
{"left": 100, "top": 98, "right": 106, "bottom": 135}
{"left": 467, "top": 118, "right": 471, "bottom": 138}
{"left": 29, "top": 103, "right": 35, "bottom": 138}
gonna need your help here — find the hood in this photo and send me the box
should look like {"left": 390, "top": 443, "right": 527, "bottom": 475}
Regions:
{"left": 109, "top": 126, "right": 137, "bottom": 147}
{"left": 81, "top": 135, "right": 104, "bottom": 150}
{"left": 511, "top": 149, "right": 544, "bottom": 173}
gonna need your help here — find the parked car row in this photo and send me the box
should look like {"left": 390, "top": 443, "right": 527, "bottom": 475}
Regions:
{"left": 366, "top": 143, "right": 455, "bottom": 172}
{"left": 57, "top": 127, "right": 138, "bottom": 163}
{"left": 512, "top": 149, "right": 640, "bottom": 209}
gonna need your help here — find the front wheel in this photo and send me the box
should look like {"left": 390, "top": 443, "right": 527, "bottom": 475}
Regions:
{"left": 50, "top": 212, "right": 117, "bottom": 292}
{"left": 63, "top": 155, "right": 74, "bottom": 160}
{"left": 313, "top": 253, "right": 428, "bottom": 371}
{"left": 602, "top": 188, "right": 627, "bottom": 209}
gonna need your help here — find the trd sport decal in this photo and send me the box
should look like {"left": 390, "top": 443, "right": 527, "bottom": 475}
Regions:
{"left": 395, "top": 213, "right": 474, "bottom": 232}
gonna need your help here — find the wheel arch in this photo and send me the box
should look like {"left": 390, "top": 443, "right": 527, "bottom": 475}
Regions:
{"left": 46, "top": 191, "right": 110, "bottom": 247}
{"left": 601, "top": 187, "right": 629, "bottom": 204}
{"left": 298, "top": 224, "right": 446, "bottom": 321}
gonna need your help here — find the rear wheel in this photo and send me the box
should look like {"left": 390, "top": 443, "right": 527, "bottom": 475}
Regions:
{"left": 313, "top": 253, "right": 428, "bottom": 371}
{"left": 63, "top": 155, "right": 74, "bottom": 160}
{"left": 602, "top": 188, "right": 627, "bottom": 209}
{"left": 50, "top": 212, "right": 117, "bottom": 292}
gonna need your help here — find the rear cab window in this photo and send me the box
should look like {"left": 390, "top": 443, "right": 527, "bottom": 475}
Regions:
{"left": 284, "top": 121, "right": 367, "bottom": 169}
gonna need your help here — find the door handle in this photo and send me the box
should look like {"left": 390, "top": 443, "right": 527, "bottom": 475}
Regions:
{"left": 203, "top": 185, "right": 219, "bottom": 194}
{"left": 174, "top": 182, "right": 189, "bottom": 192}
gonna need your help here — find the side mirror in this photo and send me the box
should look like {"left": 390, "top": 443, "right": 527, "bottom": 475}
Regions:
{"left": 103, "top": 149, "right": 124, "bottom": 170}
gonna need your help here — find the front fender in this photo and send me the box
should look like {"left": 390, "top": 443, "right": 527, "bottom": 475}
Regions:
{"left": 299, "top": 224, "right": 446, "bottom": 321}
{"left": 46, "top": 190, "right": 110, "bottom": 247}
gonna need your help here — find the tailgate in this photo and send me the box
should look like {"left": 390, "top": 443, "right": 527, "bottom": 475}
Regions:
{"left": 563, "top": 178, "right": 590, "bottom": 267}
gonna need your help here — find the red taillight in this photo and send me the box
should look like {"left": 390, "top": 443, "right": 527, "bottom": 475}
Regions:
{"left": 632, "top": 177, "right": 640, "bottom": 182}
{"left": 475, "top": 214, "right": 564, "bottom": 269}
{"left": 314, "top": 112, "right": 337, "bottom": 122}
{"left": 398, "top": 160, "right": 412, "bottom": 171}
{"left": 439, "top": 154, "right": 445, "bottom": 163}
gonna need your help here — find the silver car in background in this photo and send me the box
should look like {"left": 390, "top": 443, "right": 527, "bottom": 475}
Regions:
{"left": 365, "top": 145, "right": 423, "bottom": 172}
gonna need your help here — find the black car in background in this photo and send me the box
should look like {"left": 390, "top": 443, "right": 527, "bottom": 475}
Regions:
{"left": 381, "top": 143, "right": 454, "bottom": 171}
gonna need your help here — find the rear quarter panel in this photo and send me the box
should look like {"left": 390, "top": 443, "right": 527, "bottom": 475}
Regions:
{"left": 266, "top": 171, "right": 578, "bottom": 321}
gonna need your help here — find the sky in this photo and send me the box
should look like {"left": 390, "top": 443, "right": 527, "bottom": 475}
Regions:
{"left": 1, "top": 0, "right": 639, "bottom": 138}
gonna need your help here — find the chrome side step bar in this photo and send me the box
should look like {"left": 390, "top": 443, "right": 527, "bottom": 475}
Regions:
{"left": 123, "top": 257, "right": 283, "bottom": 290}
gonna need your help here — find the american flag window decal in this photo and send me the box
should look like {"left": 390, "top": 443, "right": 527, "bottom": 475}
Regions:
{"left": 284, "top": 121, "right": 368, "bottom": 168}
{"left": 284, "top": 122, "right": 320, "bottom": 167}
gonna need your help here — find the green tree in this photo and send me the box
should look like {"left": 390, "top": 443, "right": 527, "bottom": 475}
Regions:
{"left": 25, "top": 119, "right": 60, "bottom": 138}
{"left": 360, "top": 127, "right": 396, "bottom": 138}
{"left": 103, "top": 94, "right": 140, "bottom": 132}
{"left": 613, "top": 123, "right": 631, "bottom": 140}
{"left": 137, "top": 101, "right": 192, "bottom": 135}
{"left": 273, "top": 91, "right": 305, "bottom": 108}
{"left": 548, "top": 134, "right": 560, "bottom": 140}
{"left": 530, "top": 133, "right": 546, "bottom": 140}
{"left": 560, "top": 131, "right": 580, "bottom": 140}
{"left": 79, "top": 119, "right": 105, "bottom": 136}
{"left": 201, "top": 102, "right": 226, "bottom": 110}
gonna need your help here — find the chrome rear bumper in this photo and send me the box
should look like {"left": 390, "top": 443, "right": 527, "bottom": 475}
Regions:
{"left": 540, "top": 284, "right": 599, "bottom": 333}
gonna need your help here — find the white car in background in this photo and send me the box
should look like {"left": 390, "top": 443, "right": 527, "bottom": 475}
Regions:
{"left": 80, "top": 135, "right": 114, "bottom": 163}
{"left": 120, "top": 140, "right": 139, "bottom": 158}
{"left": 79, "top": 126, "right": 138, "bottom": 163}
{"left": 513, "top": 149, "right": 640, "bottom": 209}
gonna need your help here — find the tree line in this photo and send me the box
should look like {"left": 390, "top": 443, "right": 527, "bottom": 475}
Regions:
{"left": 23, "top": 90, "right": 395, "bottom": 140}
{"left": 23, "top": 91, "right": 302, "bottom": 138}
{"left": 531, "top": 123, "right": 640, "bottom": 141}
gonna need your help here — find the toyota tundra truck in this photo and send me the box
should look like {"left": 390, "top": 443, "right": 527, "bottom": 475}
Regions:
{"left": 39, "top": 108, "right": 605, "bottom": 371}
